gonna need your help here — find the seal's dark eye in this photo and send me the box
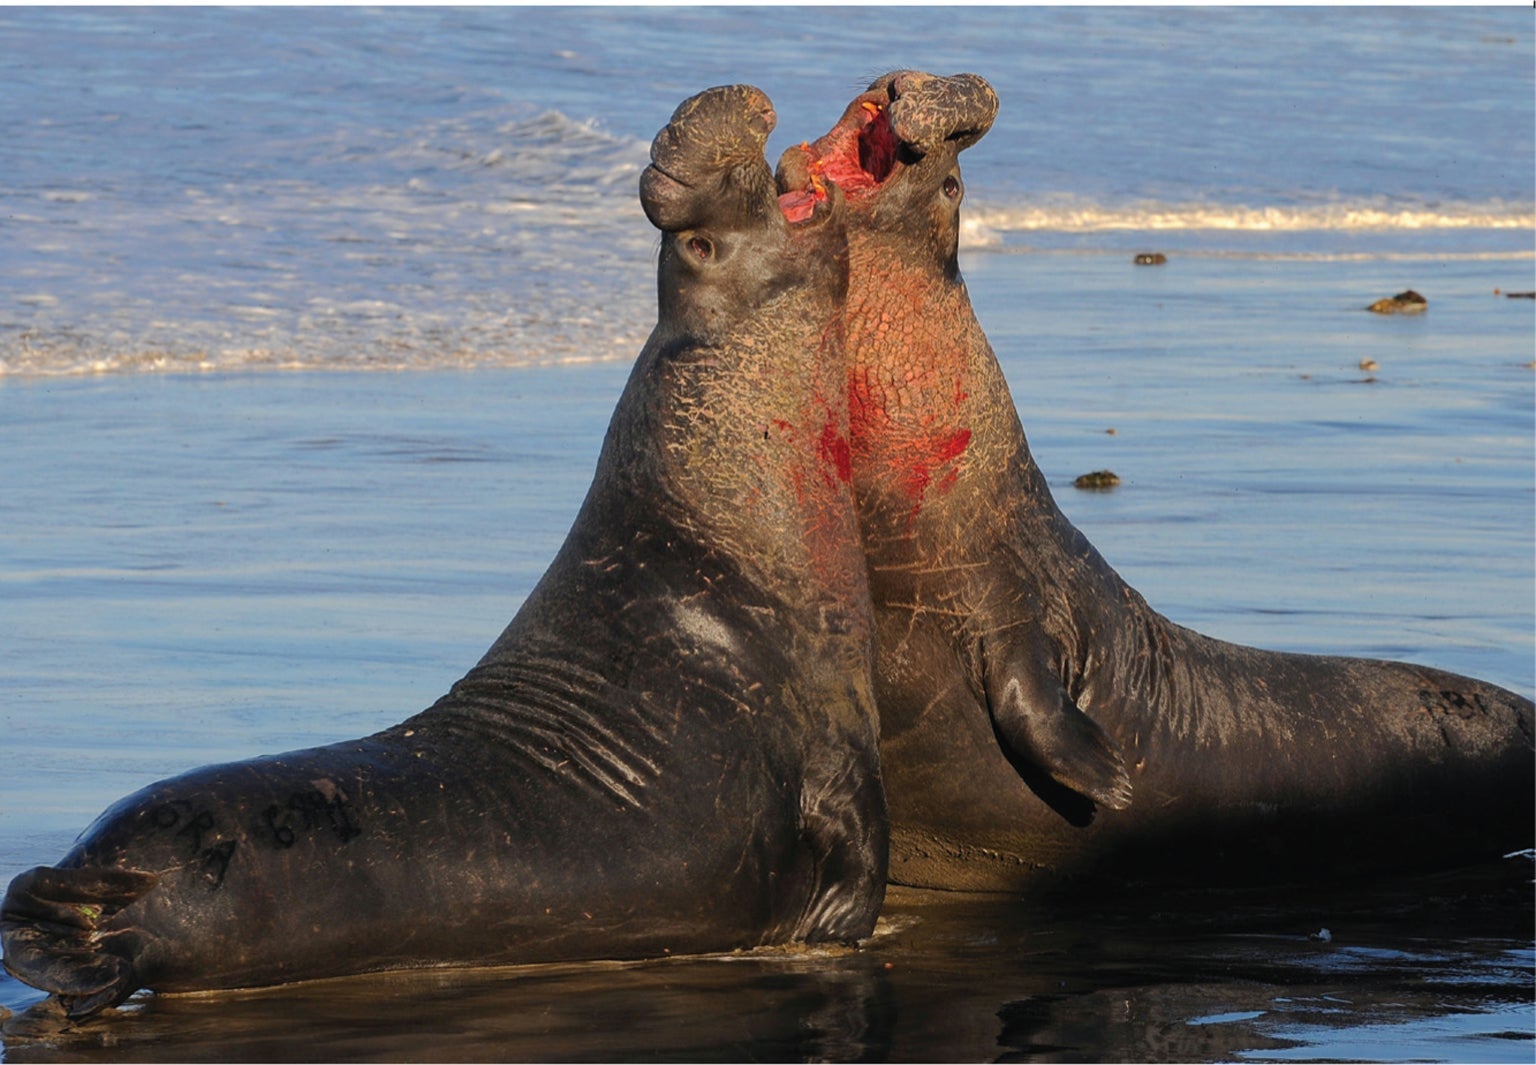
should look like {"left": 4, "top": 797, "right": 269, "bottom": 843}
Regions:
{"left": 687, "top": 236, "right": 713, "bottom": 260}
{"left": 942, "top": 175, "right": 960, "bottom": 200}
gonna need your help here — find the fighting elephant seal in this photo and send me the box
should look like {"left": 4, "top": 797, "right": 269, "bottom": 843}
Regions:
{"left": 790, "top": 71, "right": 1533, "bottom": 891}
{"left": 2, "top": 84, "right": 886, "bottom": 1019}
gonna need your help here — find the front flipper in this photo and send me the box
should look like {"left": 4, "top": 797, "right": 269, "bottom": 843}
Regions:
{"left": 1, "top": 865, "right": 158, "bottom": 1020}
{"left": 981, "top": 627, "right": 1132, "bottom": 823}
{"left": 789, "top": 748, "right": 887, "bottom": 943}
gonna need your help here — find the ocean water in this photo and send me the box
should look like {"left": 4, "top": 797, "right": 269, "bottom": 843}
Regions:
{"left": 1, "top": 8, "right": 1532, "bottom": 1062}
{"left": 1, "top": 6, "right": 1530, "bottom": 375}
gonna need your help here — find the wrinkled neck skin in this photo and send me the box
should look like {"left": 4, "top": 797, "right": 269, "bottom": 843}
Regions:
{"left": 595, "top": 228, "right": 865, "bottom": 629}
{"left": 506, "top": 195, "right": 872, "bottom": 648}
{"left": 841, "top": 200, "right": 1149, "bottom": 707}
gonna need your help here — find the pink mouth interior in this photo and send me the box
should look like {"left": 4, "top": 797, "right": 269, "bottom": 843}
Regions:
{"left": 778, "top": 98, "right": 899, "bottom": 224}
{"left": 822, "top": 102, "right": 898, "bottom": 192}
{"left": 777, "top": 188, "right": 821, "bottom": 225}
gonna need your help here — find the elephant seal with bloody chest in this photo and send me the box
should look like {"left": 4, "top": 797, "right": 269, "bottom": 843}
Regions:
{"left": 789, "top": 71, "right": 1533, "bottom": 892}
{"left": 2, "top": 85, "right": 886, "bottom": 1020}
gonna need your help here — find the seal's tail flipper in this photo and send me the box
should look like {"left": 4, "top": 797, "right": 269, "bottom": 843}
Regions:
{"left": 981, "top": 629, "right": 1133, "bottom": 823}
{"left": 1, "top": 865, "right": 158, "bottom": 1020}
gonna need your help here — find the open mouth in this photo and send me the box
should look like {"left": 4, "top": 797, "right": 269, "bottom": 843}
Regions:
{"left": 777, "top": 91, "right": 900, "bottom": 224}
{"left": 816, "top": 94, "right": 900, "bottom": 193}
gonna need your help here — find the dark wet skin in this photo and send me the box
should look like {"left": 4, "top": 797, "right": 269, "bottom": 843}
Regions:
{"left": 791, "top": 70, "right": 1535, "bottom": 892}
{"left": 1, "top": 85, "right": 887, "bottom": 1021}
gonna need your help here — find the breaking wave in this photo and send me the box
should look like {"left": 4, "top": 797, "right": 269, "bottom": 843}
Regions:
{"left": 966, "top": 198, "right": 1535, "bottom": 236}
{"left": 4, "top": 104, "right": 1530, "bottom": 379}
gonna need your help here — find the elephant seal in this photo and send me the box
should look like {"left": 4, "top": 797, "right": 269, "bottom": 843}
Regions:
{"left": 790, "top": 71, "right": 1534, "bottom": 892}
{"left": 2, "top": 84, "right": 886, "bottom": 1020}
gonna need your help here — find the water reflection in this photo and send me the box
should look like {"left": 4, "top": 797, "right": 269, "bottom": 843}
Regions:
{"left": 4, "top": 858, "right": 1529, "bottom": 1062}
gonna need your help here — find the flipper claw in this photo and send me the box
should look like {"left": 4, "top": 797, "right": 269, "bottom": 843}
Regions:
{"left": 1, "top": 865, "right": 157, "bottom": 1021}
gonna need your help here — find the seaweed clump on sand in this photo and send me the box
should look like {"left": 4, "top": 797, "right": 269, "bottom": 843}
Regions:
{"left": 1073, "top": 470, "right": 1121, "bottom": 490}
{"left": 1368, "top": 289, "right": 1427, "bottom": 314}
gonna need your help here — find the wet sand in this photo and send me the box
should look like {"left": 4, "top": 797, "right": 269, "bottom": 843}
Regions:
{"left": 2, "top": 863, "right": 1530, "bottom": 1062}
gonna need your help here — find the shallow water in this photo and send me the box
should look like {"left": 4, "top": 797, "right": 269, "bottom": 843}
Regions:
{"left": 1, "top": 867, "right": 1530, "bottom": 1063}
{"left": 1, "top": 8, "right": 1533, "bottom": 1062}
